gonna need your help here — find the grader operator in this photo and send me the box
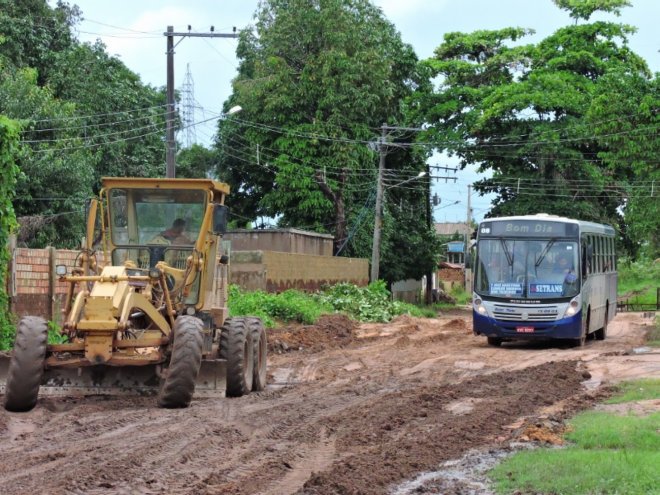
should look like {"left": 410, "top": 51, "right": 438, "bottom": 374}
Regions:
{"left": 1, "top": 178, "right": 267, "bottom": 411}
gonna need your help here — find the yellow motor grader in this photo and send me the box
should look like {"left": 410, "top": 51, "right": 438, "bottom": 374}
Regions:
{"left": 2, "top": 177, "right": 267, "bottom": 411}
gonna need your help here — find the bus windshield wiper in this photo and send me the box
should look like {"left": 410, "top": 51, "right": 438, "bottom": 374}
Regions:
{"left": 535, "top": 240, "right": 555, "bottom": 267}
{"left": 500, "top": 239, "right": 513, "bottom": 266}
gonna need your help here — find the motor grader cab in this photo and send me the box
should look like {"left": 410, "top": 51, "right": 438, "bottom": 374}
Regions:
{"left": 2, "top": 178, "right": 267, "bottom": 411}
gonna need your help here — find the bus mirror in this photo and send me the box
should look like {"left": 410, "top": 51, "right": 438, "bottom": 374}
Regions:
{"left": 465, "top": 252, "right": 472, "bottom": 269}
{"left": 213, "top": 204, "right": 229, "bottom": 235}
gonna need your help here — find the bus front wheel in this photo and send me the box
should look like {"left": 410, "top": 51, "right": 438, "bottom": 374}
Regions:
{"left": 487, "top": 337, "right": 503, "bottom": 347}
{"left": 595, "top": 307, "right": 608, "bottom": 341}
{"left": 576, "top": 311, "right": 589, "bottom": 347}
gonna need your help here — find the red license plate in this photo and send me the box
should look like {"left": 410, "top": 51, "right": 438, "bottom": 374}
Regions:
{"left": 516, "top": 326, "right": 535, "bottom": 333}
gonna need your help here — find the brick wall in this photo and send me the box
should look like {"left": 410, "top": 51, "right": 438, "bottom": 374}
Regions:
{"left": 9, "top": 248, "right": 90, "bottom": 323}
{"left": 7, "top": 247, "right": 370, "bottom": 321}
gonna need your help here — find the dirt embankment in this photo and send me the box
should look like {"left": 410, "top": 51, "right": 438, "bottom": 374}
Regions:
{"left": 0, "top": 310, "right": 656, "bottom": 494}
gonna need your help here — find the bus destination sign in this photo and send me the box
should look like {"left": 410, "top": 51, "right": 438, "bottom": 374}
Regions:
{"left": 480, "top": 220, "right": 577, "bottom": 238}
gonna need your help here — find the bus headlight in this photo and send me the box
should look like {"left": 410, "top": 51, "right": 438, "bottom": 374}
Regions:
{"left": 564, "top": 297, "right": 580, "bottom": 318}
{"left": 473, "top": 294, "right": 487, "bottom": 315}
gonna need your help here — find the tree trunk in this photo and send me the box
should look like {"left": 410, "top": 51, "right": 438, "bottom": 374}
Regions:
{"left": 315, "top": 168, "right": 348, "bottom": 255}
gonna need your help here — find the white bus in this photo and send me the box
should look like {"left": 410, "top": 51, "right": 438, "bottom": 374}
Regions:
{"left": 472, "top": 214, "right": 617, "bottom": 346}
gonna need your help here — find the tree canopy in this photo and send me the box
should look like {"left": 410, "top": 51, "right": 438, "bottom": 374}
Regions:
{"left": 0, "top": 0, "right": 166, "bottom": 247}
{"left": 419, "top": 0, "right": 658, "bottom": 257}
{"left": 215, "top": 0, "right": 439, "bottom": 282}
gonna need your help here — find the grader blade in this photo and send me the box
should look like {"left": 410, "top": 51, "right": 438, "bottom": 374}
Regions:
{"left": 0, "top": 353, "right": 227, "bottom": 398}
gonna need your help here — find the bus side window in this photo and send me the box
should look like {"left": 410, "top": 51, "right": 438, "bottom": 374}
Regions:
{"left": 582, "top": 236, "right": 593, "bottom": 278}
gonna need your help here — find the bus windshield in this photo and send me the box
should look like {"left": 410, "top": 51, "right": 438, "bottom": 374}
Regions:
{"left": 475, "top": 239, "right": 580, "bottom": 299}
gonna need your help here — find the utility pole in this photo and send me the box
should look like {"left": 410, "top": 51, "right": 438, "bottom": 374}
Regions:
{"left": 166, "top": 26, "right": 175, "bottom": 178}
{"left": 164, "top": 26, "right": 239, "bottom": 178}
{"left": 425, "top": 168, "right": 433, "bottom": 304}
{"left": 371, "top": 124, "right": 387, "bottom": 282}
{"left": 465, "top": 184, "right": 472, "bottom": 292}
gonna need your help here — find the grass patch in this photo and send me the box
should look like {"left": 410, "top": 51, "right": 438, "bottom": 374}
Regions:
{"left": 448, "top": 285, "right": 471, "bottom": 305}
{"left": 605, "top": 378, "right": 660, "bottom": 404}
{"left": 618, "top": 259, "right": 660, "bottom": 304}
{"left": 491, "top": 448, "right": 660, "bottom": 495}
{"left": 490, "top": 382, "right": 660, "bottom": 495}
{"left": 565, "top": 411, "right": 660, "bottom": 450}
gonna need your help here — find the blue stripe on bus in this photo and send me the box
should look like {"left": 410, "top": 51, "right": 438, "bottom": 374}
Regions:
{"left": 472, "top": 310, "right": 582, "bottom": 340}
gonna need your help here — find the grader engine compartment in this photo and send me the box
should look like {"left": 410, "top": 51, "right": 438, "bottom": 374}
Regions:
{"left": 1, "top": 178, "right": 267, "bottom": 412}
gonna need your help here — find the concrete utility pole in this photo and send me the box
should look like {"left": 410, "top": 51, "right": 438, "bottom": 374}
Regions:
{"left": 465, "top": 184, "right": 472, "bottom": 291}
{"left": 165, "top": 26, "right": 239, "bottom": 178}
{"left": 166, "top": 26, "right": 175, "bottom": 178}
{"left": 370, "top": 124, "right": 387, "bottom": 282}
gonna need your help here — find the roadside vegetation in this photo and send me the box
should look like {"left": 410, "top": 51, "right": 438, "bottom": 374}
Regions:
{"left": 617, "top": 259, "right": 660, "bottom": 305}
{"left": 490, "top": 378, "right": 660, "bottom": 495}
{"left": 228, "top": 281, "right": 436, "bottom": 328}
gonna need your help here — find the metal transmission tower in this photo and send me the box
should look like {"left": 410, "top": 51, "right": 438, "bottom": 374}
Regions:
{"left": 164, "top": 26, "right": 238, "bottom": 178}
{"left": 181, "top": 63, "right": 196, "bottom": 147}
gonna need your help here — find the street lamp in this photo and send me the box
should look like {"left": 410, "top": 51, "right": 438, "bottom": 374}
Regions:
{"left": 226, "top": 105, "right": 242, "bottom": 116}
{"left": 385, "top": 171, "right": 426, "bottom": 189}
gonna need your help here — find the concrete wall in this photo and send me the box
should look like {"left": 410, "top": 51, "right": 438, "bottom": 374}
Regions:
{"left": 225, "top": 229, "right": 334, "bottom": 256}
{"left": 231, "top": 250, "right": 368, "bottom": 292}
{"left": 391, "top": 279, "right": 423, "bottom": 303}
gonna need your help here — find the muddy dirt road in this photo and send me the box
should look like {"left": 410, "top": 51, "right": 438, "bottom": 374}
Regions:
{"left": 0, "top": 310, "right": 657, "bottom": 494}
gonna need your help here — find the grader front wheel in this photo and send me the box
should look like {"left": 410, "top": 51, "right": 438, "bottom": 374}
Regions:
{"left": 4, "top": 317, "right": 48, "bottom": 412}
{"left": 157, "top": 316, "right": 204, "bottom": 408}
{"left": 220, "top": 318, "right": 254, "bottom": 397}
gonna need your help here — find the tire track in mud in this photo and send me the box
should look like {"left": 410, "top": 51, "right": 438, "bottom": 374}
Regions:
{"left": 0, "top": 311, "right": 653, "bottom": 494}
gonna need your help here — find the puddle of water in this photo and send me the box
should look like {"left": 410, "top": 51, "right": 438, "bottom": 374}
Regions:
{"left": 343, "top": 362, "right": 363, "bottom": 372}
{"left": 390, "top": 447, "right": 515, "bottom": 495}
{"left": 454, "top": 360, "right": 485, "bottom": 370}
{"left": 445, "top": 398, "right": 484, "bottom": 415}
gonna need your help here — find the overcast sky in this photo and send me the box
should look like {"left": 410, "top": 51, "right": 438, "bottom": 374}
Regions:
{"left": 70, "top": 0, "right": 659, "bottom": 224}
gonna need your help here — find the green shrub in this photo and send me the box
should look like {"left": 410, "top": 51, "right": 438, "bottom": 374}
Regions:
{"left": 317, "top": 280, "right": 424, "bottom": 322}
{"left": 228, "top": 285, "right": 330, "bottom": 327}
{"left": 449, "top": 285, "right": 471, "bottom": 305}
{"left": 47, "top": 321, "right": 68, "bottom": 344}
{"left": 228, "top": 281, "right": 434, "bottom": 327}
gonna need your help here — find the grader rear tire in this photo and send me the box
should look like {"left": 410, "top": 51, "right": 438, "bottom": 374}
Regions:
{"left": 220, "top": 318, "right": 254, "bottom": 397}
{"left": 4, "top": 317, "right": 48, "bottom": 412}
{"left": 157, "top": 316, "right": 204, "bottom": 408}
{"left": 248, "top": 318, "right": 268, "bottom": 392}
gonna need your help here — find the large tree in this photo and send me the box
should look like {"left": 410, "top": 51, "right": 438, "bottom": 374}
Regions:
{"left": 419, "top": 0, "right": 655, "bottom": 256}
{"left": 0, "top": 0, "right": 167, "bottom": 247}
{"left": 0, "top": 115, "right": 20, "bottom": 348}
{"left": 215, "top": 0, "right": 437, "bottom": 282}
